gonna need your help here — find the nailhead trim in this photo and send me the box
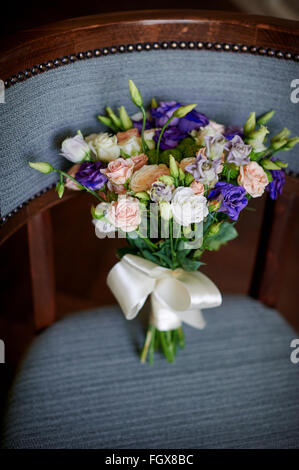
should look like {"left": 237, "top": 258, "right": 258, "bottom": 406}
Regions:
{"left": 1, "top": 40, "right": 298, "bottom": 223}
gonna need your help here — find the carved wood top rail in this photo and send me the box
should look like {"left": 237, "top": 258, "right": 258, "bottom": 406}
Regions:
{"left": 1, "top": 10, "right": 299, "bottom": 82}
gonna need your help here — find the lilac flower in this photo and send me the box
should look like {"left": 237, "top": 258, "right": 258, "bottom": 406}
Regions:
{"left": 150, "top": 181, "right": 173, "bottom": 202}
{"left": 154, "top": 127, "right": 187, "bottom": 150}
{"left": 75, "top": 161, "right": 108, "bottom": 190}
{"left": 208, "top": 182, "right": 248, "bottom": 221}
{"left": 205, "top": 135, "right": 226, "bottom": 160}
{"left": 151, "top": 101, "right": 181, "bottom": 127}
{"left": 132, "top": 119, "right": 152, "bottom": 132}
{"left": 185, "top": 152, "right": 222, "bottom": 187}
{"left": 224, "top": 135, "right": 252, "bottom": 166}
{"left": 224, "top": 125, "right": 244, "bottom": 141}
{"left": 178, "top": 109, "right": 209, "bottom": 133}
{"left": 266, "top": 169, "right": 285, "bottom": 200}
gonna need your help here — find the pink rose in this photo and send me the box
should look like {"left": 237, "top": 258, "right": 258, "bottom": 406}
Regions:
{"left": 130, "top": 153, "right": 148, "bottom": 171}
{"left": 101, "top": 158, "right": 134, "bottom": 185}
{"left": 117, "top": 128, "right": 139, "bottom": 143}
{"left": 238, "top": 161, "right": 268, "bottom": 198}
{"left": 107, "top": 196, "right": 141, "bottom": 232}
{"left": 65, "top": 164, "right": 82, "bottom": 190}
{"left": 190, "top": 181, "right": 205, "bottom": 195}
{"left": 107, "top": 181, "right": 127, "bottom": 195}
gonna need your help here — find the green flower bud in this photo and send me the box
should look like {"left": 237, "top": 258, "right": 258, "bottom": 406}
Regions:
{"left": 151, "top": 97, "right": 158, "bottom": 108}
{"left": 274, "top": 160, "right": 288, "bottom": 168}
{"left": 208, "top": 198, "right": 222, "bottom": 212}
{"left": 128, "top": 80, "right": 143, "bottom": 107}
{"left": 207, "top": 222, "right": 222, "bottom": 236}
{"left": 134, "top": 191, "right": 150, "bottom": 200}
{"left": 118, "top": 106, "right": 133, "bottom": 131}
{"left": 169, "top": 155, "right": 179, "bottom": 178}
{"left": 159, "top": 175, "right": 175, "bottom": 185}
{"left": 283, "top": 137, "right": 299, "bottom": 150}
{"left": 173, "top": 104, "right": 197, "bottom": 118}
{"left": 91, "top": 205, "right": 105, "bottom": 219}
{"left": 179, "top": 168, "right": 185, "bottom": 185}
{"left": 271, "top": 139, "right": 288, "bottom": 150}
{"left": 244, "top": 112, "right": 256, "bottom": 135}
{"left": 247, "top": 125, "right": 269, "bottom": 152}
{"left": 56, "top": 181, "right": 65, "bottom": 198}
{"left": 29, "top": 161, "right": 54, "bottom": 174}
{"left": 97, "top": 115, "right": 118, "bottom": 132}
{"left": 159, "top": 201, "right": 172, "bottom": 221}
{"left": 257, "top": 110, "right": 275, "bottom": 125}
{"left": 271, "top": 127, "right": 291, "bottom": 143}
{"left": 261, "top": 159, "right": 281, "bottom": 170}
{"left": 106, "top": 107, "right": 123, "bottom": 129}
{"left": 185, "top": 173, "right": 194, "bottom": 186}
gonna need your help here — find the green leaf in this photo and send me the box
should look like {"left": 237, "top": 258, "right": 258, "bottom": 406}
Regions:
{"left": 177, "top": 251, "right": 204, "bottom": 271}
{"left": 204, "top": 222, "right": 238, "bottom": 251}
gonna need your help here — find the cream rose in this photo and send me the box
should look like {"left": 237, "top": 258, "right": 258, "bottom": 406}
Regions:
{"left": 191, "top": 122, "right": 224, "bottom": 146}
{"left": 238, "top": 161, "right": 268, "bottom": 198}
{"left": 117, "top": 128, "right": 142, "bottom": 156}
{"left": 171, "top": 187, "right": 209, "bottom": 227}
{"left": 144, "top": 129, "right": 156, "bottom": 150}
{"left": 101, "top": 158, "right": 134, "bottom": 185}
{"left": 130, "top": 164, "right": 170, "bottom": 192}
{"left": 107, "top": 196, "right": 141, "bottom": 232}
{"left": 85, "top": 133, "right": 120, "bottom": 162}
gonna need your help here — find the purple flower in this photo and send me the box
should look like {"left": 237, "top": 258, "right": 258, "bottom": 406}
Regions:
{"left": 224, "top": 135, "right": 252, "bottom": 166}
{"left": 75, "top": 161, "right": 108, "bottom": 190}
{"left": 151, "top": 101, "right": 181, "bottom": 127}
{"left": 208, "top": 182, "right": 248, "bottom": 221}
{"left": 185, "top": 152, "right": 222, "bottom": 186}
{"left": 266, "top": 169, "right": 285, "bottom": 200}
{"left": 150, "top": 181, "right": 173, "bottom": 202}
{"left": 178, "top": 109, "right": 209, "bottom": 133}
{"left": 132, "top": 119, "right": 152, "bottom": 132}
{"left": 224, "top": 125, "right": 244, "bottom": 141}
{"left": 154, "top": 127, "right": 187, "bottom": 150}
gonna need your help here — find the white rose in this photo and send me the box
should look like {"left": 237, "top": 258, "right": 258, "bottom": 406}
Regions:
{"left": 86, "top": 133, "right": 120, "bottom": 162}
{"left": 60, "top": 135, "right": 91, "bottom": 163}
{"left": 191, "top": 122, "right": 224, "bottom": 146}
{"left": 171, "top": 187, "right": 209, "bottom": 227}
{"left": 118, "top": 135, "right": 142, "bottom": 156}
{"left": 92, "top": 203, "right": 116, "bottom": 238}
{"left": 144, "top": 129, "right": 157, "bottom": 150}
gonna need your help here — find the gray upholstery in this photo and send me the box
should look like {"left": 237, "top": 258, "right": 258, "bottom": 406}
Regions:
{"left": 1, "top": 50, "right": 299, "bottom": 217}
{"left": 1, "top": 295, "right": 299, "bottom": 449}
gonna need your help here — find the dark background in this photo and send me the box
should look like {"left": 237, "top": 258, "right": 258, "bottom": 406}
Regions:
{"left": 1, "top": 0, "right": 299, "bottom": 418}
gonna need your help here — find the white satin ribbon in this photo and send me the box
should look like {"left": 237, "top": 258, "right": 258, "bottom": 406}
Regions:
{"left": 107, "top": 254, "right": 222, "bottom": 331}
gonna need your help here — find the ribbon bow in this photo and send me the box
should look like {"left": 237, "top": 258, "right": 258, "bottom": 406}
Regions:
{"left": 107, "top": 254, "right": 222, "bottom": 331}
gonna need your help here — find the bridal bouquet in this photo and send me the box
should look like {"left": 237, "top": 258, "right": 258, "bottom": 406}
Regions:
{"left": 29, "top": 80, "right": 298, "bottom": 363}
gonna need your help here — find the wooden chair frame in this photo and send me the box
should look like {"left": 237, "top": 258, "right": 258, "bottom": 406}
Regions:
{"left": 1, "top": 10, "right": 299, "bottom": 331}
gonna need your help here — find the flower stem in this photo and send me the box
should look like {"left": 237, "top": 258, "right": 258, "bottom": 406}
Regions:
{"left": 177, "top": 327, "right": 185, "bottom": 348}
{"left": 136, "top": 231, "right": 159, "bottom": 251}
{"left": 56, "top": 169, "right": 105, "bottom": 203}
{"left": 169, "top": 219, "right": 176, "bottom": 268}
{"left": 140, "top": 106, "right": 149, "bottom": 154}
{"left": 140, "top": 324, "right": 155, "bottom": 363}
{"left": 156, "top": 116, "right": 174, "bottom": 162}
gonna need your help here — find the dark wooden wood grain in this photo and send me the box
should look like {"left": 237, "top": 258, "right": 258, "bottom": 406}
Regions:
{"left": 27, "top": 210, "right": 56, "bottom": 331}
{"left": 250, "top": 175, "right": 299, "bottom": 308}
{"left": 1, "top": 10, "right": 299, "bottom": 79}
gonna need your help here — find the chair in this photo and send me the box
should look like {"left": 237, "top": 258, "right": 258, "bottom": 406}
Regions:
{"left": 0, "top": 10, "right": 299, "bottom": 449}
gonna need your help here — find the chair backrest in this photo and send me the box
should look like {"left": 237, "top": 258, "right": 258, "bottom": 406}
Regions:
{"left": 0, "top": 10, "right": 299, "bottom": 330}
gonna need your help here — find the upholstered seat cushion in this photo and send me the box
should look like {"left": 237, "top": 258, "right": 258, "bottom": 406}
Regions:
{"left": 1, "top": 295, "right": 298, "bottom": 449}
